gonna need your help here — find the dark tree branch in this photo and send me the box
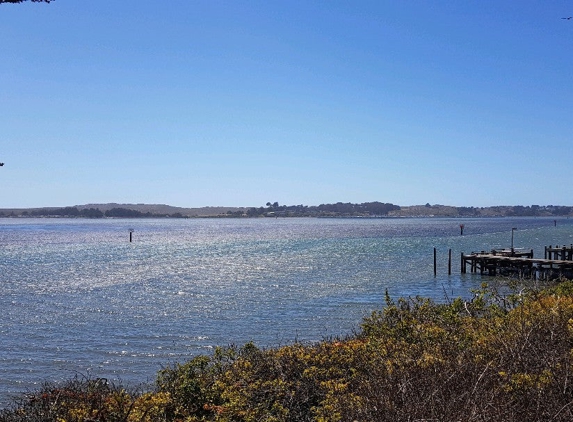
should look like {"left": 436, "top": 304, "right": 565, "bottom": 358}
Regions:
{"left": 0, "top": 0, "right": 53, "bottom": 4}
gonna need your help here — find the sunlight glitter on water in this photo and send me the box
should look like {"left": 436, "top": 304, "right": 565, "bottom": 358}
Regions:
{"left": 1, "top": 217, "right": 572, "bottom": 405}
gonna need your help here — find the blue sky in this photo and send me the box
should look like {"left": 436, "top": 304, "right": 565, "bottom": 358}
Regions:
{"left": 1, "top": 1, "right": 572, "bottom": 208}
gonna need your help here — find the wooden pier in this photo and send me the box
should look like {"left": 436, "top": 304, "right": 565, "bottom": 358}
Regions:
{"left": 545, "top": 245, "right": 573, "bottom": 260}
{"left": 461, "top": 246, "right": 573, "bottom": 280}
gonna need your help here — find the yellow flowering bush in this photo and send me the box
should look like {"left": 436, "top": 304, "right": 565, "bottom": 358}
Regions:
{"left": 4, "top": 280, "right": 573, "bottom": 421}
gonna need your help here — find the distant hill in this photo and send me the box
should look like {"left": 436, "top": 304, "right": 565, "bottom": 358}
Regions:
{"left": 391, "top": 204, "right": 573, "bottom": 218}
{"left": 0, "top": 202, "right": 571, "bottom": 218}
{"left": 0, "top": 204, "right": 247, "bottom": 218}
{"left": 75, "top": 203, "right": 247, "bottom": 217}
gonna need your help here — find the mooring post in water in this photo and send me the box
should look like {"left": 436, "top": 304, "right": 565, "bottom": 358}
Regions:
{"left": 129, "top": 228, "right": 134, "bottom": 242}
{"left": 448, "top": 249, "right": 452, "bottom": 275}
{"left": 460, "top": 224, "right": 464, "bottom": 235}
{"left": 434, "top": 247, "right": 437, "bottom": 277}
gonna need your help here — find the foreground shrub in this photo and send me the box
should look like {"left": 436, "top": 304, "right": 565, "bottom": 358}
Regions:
{"left": 0, "top": 377, "right": 168, "bottom": 422}
{"left": 4, "top": 280, "right": 573, "bottom": 421}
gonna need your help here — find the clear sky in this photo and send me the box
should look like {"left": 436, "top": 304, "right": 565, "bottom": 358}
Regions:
{"left": 1, "top": 1, "right": 572, "bottom": 209}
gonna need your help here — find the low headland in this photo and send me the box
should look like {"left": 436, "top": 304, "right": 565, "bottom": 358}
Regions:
{"left": 1, "top": 202, "right": 572, "bottom": 218}
{"left": 2, "top": 279, "right": 573, "bottom": 421}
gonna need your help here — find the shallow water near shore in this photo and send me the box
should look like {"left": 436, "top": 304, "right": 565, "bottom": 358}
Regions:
{"left": 1, "top": 216, "right": 572, "bottom": 406}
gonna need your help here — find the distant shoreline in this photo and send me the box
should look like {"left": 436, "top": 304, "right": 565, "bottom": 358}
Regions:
{"left": 0, "top": 202, "right": 572, "bottom": 219}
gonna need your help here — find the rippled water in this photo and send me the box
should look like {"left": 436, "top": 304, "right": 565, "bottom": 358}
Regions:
{"left": 1, "top": 216, "right": 572, "bottom": 406}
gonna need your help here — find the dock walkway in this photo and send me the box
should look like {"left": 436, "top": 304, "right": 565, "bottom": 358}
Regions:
{"left": 461, "top": 246, "right": 573, "bottom": 280}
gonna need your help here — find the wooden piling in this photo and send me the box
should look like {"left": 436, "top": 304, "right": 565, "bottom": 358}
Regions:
{"left": 434, "top": 248, "right": 437, "bottom": 277}
{"left": 460, "top": 248, "right": 573, "bottom": 280}
{"left": 448, "top": 249, "right": 452, "bottom": 275}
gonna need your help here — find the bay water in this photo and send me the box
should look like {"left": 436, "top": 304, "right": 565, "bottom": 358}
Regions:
{"left": 1, "top": 216, "right": 572, "bottom": 406}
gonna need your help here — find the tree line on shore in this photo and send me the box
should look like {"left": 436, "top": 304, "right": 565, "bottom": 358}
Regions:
{"left": 1, "top": 203, "right": 572, "bottom": 218}
{"left": 0, "top": 207, "right": 187, "bottom": 219}
{"left": 242, "top": 201, "right": 401, "bottom": 217}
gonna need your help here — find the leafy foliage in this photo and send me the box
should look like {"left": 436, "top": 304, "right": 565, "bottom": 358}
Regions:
{"left": 246, "top": 201, "right": 400, "bottom": 217}
{"left": 4, "top": 281, "right": 573, "bottom": 421}
{"left": 0, "top": 1, "right": 53, "bottom": 4}
{"left": 0, "top": 377, "right": 167, "bottom": 422}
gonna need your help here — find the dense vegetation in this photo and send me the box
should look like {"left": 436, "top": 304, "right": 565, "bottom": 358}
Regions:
{"left": 0, "top": 207, "right": 187, "bottom": 219}
{"left": 3, "top": 280, "right": 573, "bottom": 421}
{"left": 244, "top": 201, "right": 401, "bottom": 217}
{"left": 245, "top": 203, "right": 573, "bottom": 218}
{"left": 2, "top": 202, "right": 572, "bottom": 219}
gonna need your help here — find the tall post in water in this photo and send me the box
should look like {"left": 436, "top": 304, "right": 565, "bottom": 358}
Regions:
{"left": 448, "top": 249, "right": 452, "bottom": 275}
{"left": 129, "top": 228, "right": 134, "bottom": 243}
{"left": 434, "top": 248, "right": 437, "bottom": 277}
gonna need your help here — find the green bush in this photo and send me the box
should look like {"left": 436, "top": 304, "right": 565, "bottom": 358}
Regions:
{"left": 4, "top": 281, "right": 573, "bottom": 421}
